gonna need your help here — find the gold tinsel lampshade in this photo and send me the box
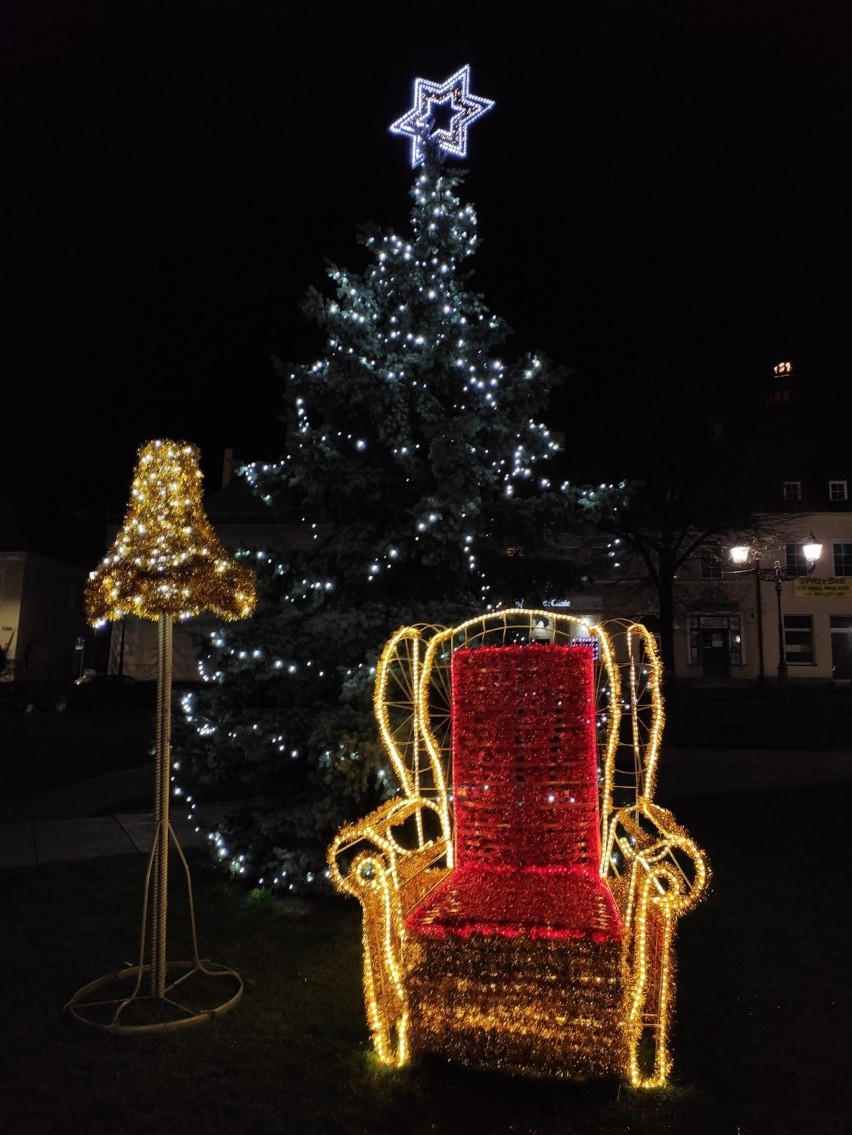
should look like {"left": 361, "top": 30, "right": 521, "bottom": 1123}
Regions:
{"left": 85, "top": 439, "right": 256, "bottom": 624}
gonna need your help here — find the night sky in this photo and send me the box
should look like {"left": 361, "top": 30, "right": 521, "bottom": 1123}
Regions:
{"left": 4, "top": 1, "right": 850, "bottom": 516}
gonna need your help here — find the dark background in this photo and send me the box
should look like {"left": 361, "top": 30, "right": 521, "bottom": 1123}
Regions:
{"left": 3, "top": 0, "right": 850, "bottom": 517}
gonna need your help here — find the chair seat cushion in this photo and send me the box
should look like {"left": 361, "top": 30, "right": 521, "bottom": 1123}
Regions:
{"left": 405, "top": 863, "right": 623, "bottom": 943}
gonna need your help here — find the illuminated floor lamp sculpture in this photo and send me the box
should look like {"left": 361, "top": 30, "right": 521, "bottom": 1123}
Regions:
{"left": 65, "top": 439, "right": 256, "bottom": 1033}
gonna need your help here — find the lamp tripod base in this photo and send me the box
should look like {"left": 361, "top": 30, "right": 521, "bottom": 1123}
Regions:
{"left": 66, "top": 614, "right": 244, "bottom": 1036}
{"left": 65, "top": 959, "right": 243, "bottom": 1034}
{"left": 65, "top": 818, "right": 243, "bottom": 1035}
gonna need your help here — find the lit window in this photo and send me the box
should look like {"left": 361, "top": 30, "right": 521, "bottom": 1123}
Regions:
{"left": 783, "top": 481, "right": 802, "bottom": 502}
{"left": 829, "top": 480, "right": 848, "bottom": 502}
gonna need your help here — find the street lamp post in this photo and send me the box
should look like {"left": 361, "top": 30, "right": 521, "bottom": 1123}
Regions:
{"left": 729, "top": 545, "right": 766, "bottom": 686}
{"left": 729, "top": 536, "right": 822, "bottom": 687}
{"left": 771, "top": 561, "right": 787, "bottom": 682}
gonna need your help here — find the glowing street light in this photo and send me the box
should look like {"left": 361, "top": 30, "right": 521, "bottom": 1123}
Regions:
{"left": 729, "top": 535, "right": 822, "bottom": 685}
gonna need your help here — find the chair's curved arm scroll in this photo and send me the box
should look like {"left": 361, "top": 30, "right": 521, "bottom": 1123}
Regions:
{"left": 328, "top": 795, "right": 448, "bottom": 897}
{"left": 608, "top": 799, "right": 710, "bottom": 917}
{"left": 326, "top": 795, "right": 450, "bottom": 1068}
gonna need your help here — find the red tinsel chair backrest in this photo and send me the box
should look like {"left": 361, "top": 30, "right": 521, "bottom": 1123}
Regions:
{"left": 451, "top": 643, "right": 601, "bottom": 870}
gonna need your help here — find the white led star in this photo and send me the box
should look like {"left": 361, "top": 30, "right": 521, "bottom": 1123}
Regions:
{"left": 390, "top": 65, "right": 494, "bottom": 168}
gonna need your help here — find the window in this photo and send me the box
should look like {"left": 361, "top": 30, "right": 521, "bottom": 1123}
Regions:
{"left": 830, "top": 617, "right": 852, "bottom": 680}
{"left": 783, "top": 481, "right": 802, "bottom": 502}
{"left": 700, "top": 544, "right": 721, "bottom": 579}
{"left": 829, "top": 480, "right": 848, "bottom": 502}
{"left": 783, "top": 615, "right": 814, "bottom": 665}
{"left": 784, "top": 544, "right": 811, "bottom": 576}
{"left": 833, "top": 542, "right": 852, "bottom": 577}
{"left": 766, "top": 389, "right": 791, "bottom": 407}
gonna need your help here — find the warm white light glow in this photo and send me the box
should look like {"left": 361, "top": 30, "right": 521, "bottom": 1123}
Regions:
{"left": 803, "top": 535, "right": 822, "bottom": 565}
{"left": 85, "top": 439, "right": 256, "bottom": 623}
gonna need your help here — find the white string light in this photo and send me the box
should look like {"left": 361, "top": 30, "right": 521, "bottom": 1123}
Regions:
{"left": 390, "top": 65, "right": 494, "bottom": 167}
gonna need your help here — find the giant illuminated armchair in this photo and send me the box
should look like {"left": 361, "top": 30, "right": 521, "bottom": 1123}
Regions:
{"left": 328, "top": 610, "right": 709, "bottom": 1087}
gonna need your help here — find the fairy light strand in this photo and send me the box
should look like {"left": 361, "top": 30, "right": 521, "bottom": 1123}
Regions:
{"left": 389, "top": 65, "right": 495, "bottom": 168}
{"left": 85, "top": 439, "right": 256, "bottom": 624}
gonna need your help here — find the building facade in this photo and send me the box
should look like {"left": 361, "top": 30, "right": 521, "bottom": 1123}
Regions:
{"left": 670, "top": 508, "right": 852, "bottom": 685}
{"left": 0, "top": 498, "right": 96, "bottom": 710}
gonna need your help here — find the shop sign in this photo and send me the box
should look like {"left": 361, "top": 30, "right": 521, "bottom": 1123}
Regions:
{"left": 793, "top": 577, "right": 852, "bottom": 599}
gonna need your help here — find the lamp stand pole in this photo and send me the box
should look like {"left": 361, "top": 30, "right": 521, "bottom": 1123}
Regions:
{"left": 754, "top": 560, "right": 765, "bottom": 687}
{"left": 65, "top": 608, "right": 243, "bottom": 1032}
{"left": 151, "top": 612, "right": 173, "bottom": 999}
{"left": 773, "top": 561, "right": 787, "bottom": 684}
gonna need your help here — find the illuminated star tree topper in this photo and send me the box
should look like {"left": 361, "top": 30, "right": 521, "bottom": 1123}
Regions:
{"left": 389, "top": 64, "right": 494, "bottom": 167}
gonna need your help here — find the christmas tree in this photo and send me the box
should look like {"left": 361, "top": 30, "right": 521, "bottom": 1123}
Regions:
{"left": 175, "top": 69, "right": 609, "bottom": 894}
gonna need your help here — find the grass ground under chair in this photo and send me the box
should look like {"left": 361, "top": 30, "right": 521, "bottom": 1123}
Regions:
{"left": 0, "top": 782, "right": 848, "bottom": 1135}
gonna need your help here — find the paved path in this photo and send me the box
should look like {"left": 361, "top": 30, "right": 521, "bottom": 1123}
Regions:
{"left": 0, "top": 746, "right": 849, "bottom": 870}
{"left": 0, "top": 762, "right": 227, "bottom": 869}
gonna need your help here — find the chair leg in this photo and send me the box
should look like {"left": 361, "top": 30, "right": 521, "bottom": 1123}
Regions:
{"left": 356, "top": 862, "right": 410, "bottom": 1067}
{"left": 625, "top": 880, "right": 677, "bottom": 1088}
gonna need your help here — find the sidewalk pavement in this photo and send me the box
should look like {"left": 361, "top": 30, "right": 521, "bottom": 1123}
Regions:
{"left": 0, "top": 762, "right": 229, "bottom": 870}
{"left": 0, "top": 746, "right": 850, "bottom": 870}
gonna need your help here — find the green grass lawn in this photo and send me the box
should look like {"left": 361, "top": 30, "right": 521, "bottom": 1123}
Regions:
{"left": 1, "top": 784, "right": 849, "bottom": 1134}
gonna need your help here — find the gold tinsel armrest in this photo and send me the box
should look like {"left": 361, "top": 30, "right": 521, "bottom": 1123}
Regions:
{"left": 608, "top": 800, "right": 710, "bottom": 917}
{"left": 327, "top": 795, "right": 449, "bottom": 911}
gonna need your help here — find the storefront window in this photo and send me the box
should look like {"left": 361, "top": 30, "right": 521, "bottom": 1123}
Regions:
{"left": 783, "top": 615, "right": 814, "bottom": 665}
